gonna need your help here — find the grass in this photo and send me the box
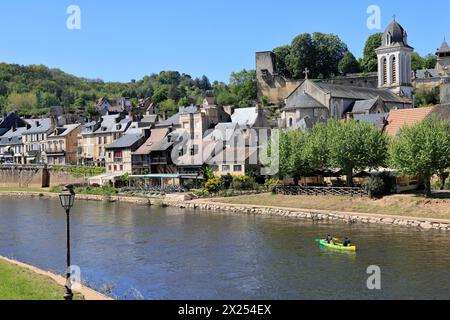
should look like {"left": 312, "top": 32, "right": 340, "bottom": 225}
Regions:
{"left": 208, "top": 193, "right": 450, "bottom": 220}
{"left": 0, "top": 259, "right": 83, "bottom": 300}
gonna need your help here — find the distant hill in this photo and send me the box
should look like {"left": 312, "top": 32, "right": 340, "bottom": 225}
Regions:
{"left": 0, "top": 62, "right": 258, "bottom": 118}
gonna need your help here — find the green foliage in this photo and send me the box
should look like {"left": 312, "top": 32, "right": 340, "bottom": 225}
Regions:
{"left": 159, "top": 99, "right": 178, "bottom": 116}
{"left": 229, "top": 69, "right": 257, "bottom": 107}
{"left": 389, "top": 116, "right": 450, "bottom": 195}
{"left": 52, "top": 165, "right": 105, "bottom": 178}
{"left": 412, "top": 52, "right": 438, "bottom": 71}
{"left": 282, "top": 32, "right": 349, "bottom": 79}
{"left": 204, "top": 176, "right": 224, "bottom": 193}
{"left": 231, "top": 175, "right": 256, "bottom": 191}
{"left": 414, "top": 87, "right": 440, "bottom": 107}
{"left": 338, "top": 52, "right": 361, "bottom": 75}
{"left": 364, "top": 176, "right": 385, "bottom": 199}
{"left": 264, "top": 178, "right": 282, "bottom": 193}
{"left": 273, "top": 45, "right": 292, "bottom": 78}
{"left": 74, "top": 186, "right": 119, "bottom": 196}
{"left": 221, "top": 174, "right": 233, "bottom": 189}
{"left": 360, "top": 33, "right": 382, "bottom": 73}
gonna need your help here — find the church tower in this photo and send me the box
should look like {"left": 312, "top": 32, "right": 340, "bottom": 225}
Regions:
{"left": 436, "top": 38, "right": 450, "bottom": 77}
{"left": 375, "top": 17, "right": 414, "bottom": 99}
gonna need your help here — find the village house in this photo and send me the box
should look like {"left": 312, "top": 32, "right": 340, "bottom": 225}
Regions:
{"left": 77, "top": 114, "right": 132, "bottom": 166}
{"left": 0, "top": 127, "right": 26, "bottom": 164}
{"left": 45, "top": 124, "right": 82, "bottom": 165}
{"left": 105, "top": 133, "right": 148, "bottom": 175}
{"left": 95, "top": 97, "right": 133, "bottom": 116}
{"left": 22, "top": 118, "right": 53, "bottom": 164}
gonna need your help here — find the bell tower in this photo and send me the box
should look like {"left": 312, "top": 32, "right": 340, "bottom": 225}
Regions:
{"left": 375, "top": 16, "right": 414, "bottom": 100}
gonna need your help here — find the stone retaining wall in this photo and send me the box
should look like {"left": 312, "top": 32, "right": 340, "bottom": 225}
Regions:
{"left": 1, "top": 192, "right": 449, "bottom": 232}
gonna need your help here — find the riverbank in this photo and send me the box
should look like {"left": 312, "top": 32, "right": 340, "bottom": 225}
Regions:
{"left": 0, "top": 256, "right": 111, "bottom": 300}
{"left": 0, "top": 190, "right": 449, "bottom": 232}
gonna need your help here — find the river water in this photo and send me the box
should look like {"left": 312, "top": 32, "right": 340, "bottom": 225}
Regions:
{"left": 0, "top": 197, "right": 448, "bottom": 300}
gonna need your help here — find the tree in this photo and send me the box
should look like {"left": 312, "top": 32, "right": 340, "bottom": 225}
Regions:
{"left": 423, "top": 54, "right": 437, "bottom": 69}
{"left": 286, "top": 33, "right": 316, "bottom": 79}
{"left": 311, "top": 32, "right": 348, "bottom": 78}
{"left": 389, "top": 117, "right": 450, "bottom": 196}
{"left": 152, "top": 86, "right": 169, "bottom": 104}
{"left": 5, "top": 92, "right": 38, "bottom": 115}
{"left": 338, "top": 52, "right": 361, "bottom": 75}
{"left": 327, "top": 120, "right": 388, "bottom": 186}
{"left": 411, "top": 52, "right": 424, "bottom": 71}
{"left": 159, "top": 99, "right": 178, "bottom": 116}
{"left": 360, "top": 33, "right": 382, "bottom": 73}
{"left": 216, "top": 91, "right": 237, "bottom": 106}
{"left": 273, "top": 45, "right": 291, "bottom": 78}
{"left": 229, "top": 69, "right": 257, "bottom": 107}
{"left": 415, "top": 87, "right": 440, "bottom": 107}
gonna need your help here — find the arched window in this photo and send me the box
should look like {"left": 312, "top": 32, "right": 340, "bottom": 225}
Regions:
{"left": 289, "top": 118, "right": 293, "bottom": 127}
{"left": 382, "top": 57, "right": 388, "bottom": 85}
{"left": 391, "top": 56, "right": 397, "bottom": 84}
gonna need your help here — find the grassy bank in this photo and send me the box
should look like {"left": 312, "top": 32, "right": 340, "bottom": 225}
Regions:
{"left": 0, "top": 258, "right": 83, "bottom": 300}
{"left": 0, "top": 187, "right": 48, "bottom": 193}
{"left": 209, "top": 193, "right": 450, "bottom": 220}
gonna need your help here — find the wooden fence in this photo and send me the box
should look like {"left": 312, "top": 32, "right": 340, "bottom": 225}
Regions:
{"left": 274, "top": 186, "right": 369, "bottom": 197}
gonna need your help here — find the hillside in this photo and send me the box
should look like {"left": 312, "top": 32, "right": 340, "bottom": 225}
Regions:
{"left": 0, "top": 62, "right": 257, "bottom": 117}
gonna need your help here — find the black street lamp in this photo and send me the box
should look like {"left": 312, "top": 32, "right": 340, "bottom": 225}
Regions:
{"left": 59, "top": 185, "right": 76, "bottom": 301}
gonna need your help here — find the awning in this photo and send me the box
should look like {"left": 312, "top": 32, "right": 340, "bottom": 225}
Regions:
{"left": 129, "top": 173, "right": 201, "bottom": 180}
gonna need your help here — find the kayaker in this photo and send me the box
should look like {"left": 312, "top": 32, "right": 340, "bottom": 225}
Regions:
{"left": 343, "top": 238, "right": 351, "bottom": 247}
{"left": 326, "top": 234, "right": 333, "bottom": 244}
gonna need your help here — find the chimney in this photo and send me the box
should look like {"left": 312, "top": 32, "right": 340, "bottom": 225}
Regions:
{"left": 36, "top": 120, "right": 40, "bottom": 127}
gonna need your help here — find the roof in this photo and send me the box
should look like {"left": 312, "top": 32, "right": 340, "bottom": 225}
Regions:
{"left": 415, "top": 69, "right": 440, "bottom": 79}
{"left": 0, "top": 134, "right": 22, "bottom": 146}
{"left": 282, "top": 92, "right": 325, "bottom": 111}
{"left": 385, "top": 107, "right": 434, "bottom": 137}
{"left": 133, "top": 128, "right": 170, "bottom": 155}
{"left": 150, "top": 129, "right": 185, "bottom": 152}
{"left": 48, "top": 124, "right": 80, "bottom": 138}
{"left": 155, "top": 113, "right": 180, "bottom": 128}
{"left": 23, "top": 118, "right": 52, "bottom": 135}
{"left": 380, "top": 18, "right": 412, "bottom": 49}
{"left": 93, "top": 115, "right": 131, "bottom": 134}
{"left": 313, "top": 82, "right": 409, "bottom": 103}
{"left": 437, "top": 39, "right": 450, "bottom": 54}
{"left": 106, "top": 133, "right": 144, "bottom": 149}
{"left": 351, "top": 98, "right": 379, "bottom": 114}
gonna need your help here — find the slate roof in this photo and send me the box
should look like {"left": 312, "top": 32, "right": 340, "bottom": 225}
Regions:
{"left": 23, "top": 118, "right": 52, "bottom": 135}
{"left": 106, "top": 133, "right": 144, "bottom": 149}
{"left": 93, "top": 115, "right": 131, "bottom": 134}
{"left": 313, "top": 82, "right": 409, "bottom": 103}
{"left": 0, "top": 134, "right": 23, "bottom": 146}
{"left": 155, "top": 113, "right": 180, "bottom": 128}
{"left": 282, "top": 92, "right": 325, "bottom": 111}
{"left": 437, "top": 39, "right": 450, "bottom": 54}
{"left": 351, "top": 98, "right": 379, "bottom": 114}
{"left": 48, "top": 124, "right": 80, "bottom": 138}
{"left": 415, "top": 69, "right": 440, "bottom": 79}
{"left": 133, "top": 128, "right": 170, "bottom": 155}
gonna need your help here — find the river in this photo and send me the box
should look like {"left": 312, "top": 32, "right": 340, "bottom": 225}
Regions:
{"left": 0, "top": 197, "right": 449, "bottom": 300}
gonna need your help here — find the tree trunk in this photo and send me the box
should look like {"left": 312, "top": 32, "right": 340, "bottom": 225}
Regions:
{"left": 439, "top": 173, "right": 449, "bottom": 190}
{"left": 294, "top": 177, "right": 299, "bottom": 186}
{"left": 346, "top": 168, "right": 353, "bottom": 187}
{"left": 425, "top": 178, "right": 432, "bottom": 197}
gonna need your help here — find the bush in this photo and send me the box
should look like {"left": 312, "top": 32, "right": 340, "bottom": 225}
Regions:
{"left": 221, "top": 174, "right": 233, "bottom": 190}
{"left": 364, "top": 176, "right": 385, "bottom": 199}
{"left": 231, "top": 175, "right": 257, "bottom": 191}
{"left": 204, "top": 177, "right": 224, "bottom": 193}
{"left": 264, "top": 178, "right": 282, "bottom": 193}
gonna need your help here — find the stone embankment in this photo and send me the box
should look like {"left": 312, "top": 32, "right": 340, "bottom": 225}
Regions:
{"left": 1, "top": 191, "right": 449, "bottom": 232}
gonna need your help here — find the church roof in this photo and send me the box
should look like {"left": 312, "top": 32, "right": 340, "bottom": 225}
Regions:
{"left": 437, "top": 39, "right": 450, "bottom": 54}
{"left": 313, "top": 82, "right": 409, "bottom": 103}
{"left": 383, "top": 18, "right": 409, "bottom": 47}
{"left": 351, "top": 98, "right": 379, "bottom": 114}
{"left": 415, "top": 69, "right": 440, "bottom": 79}
{"left": 282, "top": 92, "right": 325, "bottom": 111}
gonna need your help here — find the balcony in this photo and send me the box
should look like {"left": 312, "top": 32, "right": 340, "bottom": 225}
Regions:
{"left": 113, "top": 157, "right": 123, "bottom": 163}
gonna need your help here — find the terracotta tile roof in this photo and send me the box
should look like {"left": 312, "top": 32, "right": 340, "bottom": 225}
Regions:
{"left": 385, "top": 107, "right": 434, "bottom": 137}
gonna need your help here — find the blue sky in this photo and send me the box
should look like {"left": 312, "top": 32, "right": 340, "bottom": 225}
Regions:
{"left": 0, "top": 0, "right": 448, "bottom": 83}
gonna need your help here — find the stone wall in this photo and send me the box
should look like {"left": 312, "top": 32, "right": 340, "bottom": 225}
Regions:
{"left": 0, "top": 166, "right": 86, "bottom": 188}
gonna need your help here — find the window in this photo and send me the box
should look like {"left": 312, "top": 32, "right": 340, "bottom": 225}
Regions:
{"left": 289, "top": 118, "right": 293, "bottom": 127}
{"left": 98, "top": 137, "right": 102, "bottom": 144}
{"left": 233, "top": 165, "right": 242, "bottom": 172}
{"left": 183, "top": 122, "right": 189, "bottom": 129}
{"left": 114, "top": 165, "right": 117, "bottom": 171}
{"left": 104, "top": 136, "right": 108, "bottom": 144}
{"left": 108, "top": 165, "right": 112, "bottom": 171}
{"left": 222, "top": 165, "right": 230, "bottom": 172}
{"left": 120, "top": 165, "right": 123, "bottom": 171}
{"left": 391, "top": 56, "right": 397, "bottom": 84}
{"left": 382, "top": 57, "right": 387, "bottom": 85}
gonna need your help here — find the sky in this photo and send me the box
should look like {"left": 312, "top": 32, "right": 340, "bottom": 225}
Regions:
{"left": 0, "top": 0, "right": 449, "bottom": 83}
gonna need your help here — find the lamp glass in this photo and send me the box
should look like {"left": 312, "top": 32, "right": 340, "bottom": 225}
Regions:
{"left": 59, "top": 193, "right": 75, "bottom": 211}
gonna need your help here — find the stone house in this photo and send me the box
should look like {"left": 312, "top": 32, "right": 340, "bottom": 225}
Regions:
{"left": 45, "top": 124, "right": 82, "bottom": 165}
{"left": 22, "top": 118, "right": 53, "bottom": 164}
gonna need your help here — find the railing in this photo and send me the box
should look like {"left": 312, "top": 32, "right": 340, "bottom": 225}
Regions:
{"left": 274, "top": 186, "right": 369, "bottom": 197}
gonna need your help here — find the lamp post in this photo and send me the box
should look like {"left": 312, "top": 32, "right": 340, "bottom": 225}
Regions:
{"left": 59, "top": 185, "right": 76, "bottom": 301}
